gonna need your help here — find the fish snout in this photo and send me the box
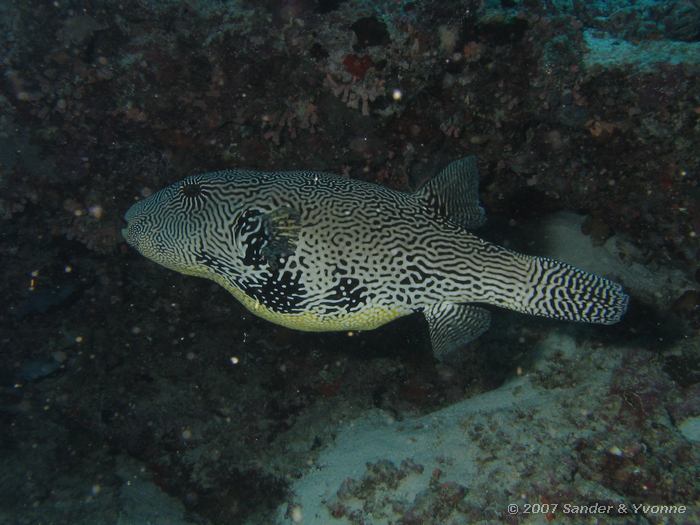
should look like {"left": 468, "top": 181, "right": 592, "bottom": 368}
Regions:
{"left": 121, "top": 217, "right": 137, "bottom": 246}
{"left": 122, "top": 201, "right": 145, "bottom": 246}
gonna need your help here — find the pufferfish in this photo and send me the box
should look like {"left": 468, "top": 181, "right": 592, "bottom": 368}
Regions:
{"left": 122, "top": 156, "right": 628, "bottom": 359}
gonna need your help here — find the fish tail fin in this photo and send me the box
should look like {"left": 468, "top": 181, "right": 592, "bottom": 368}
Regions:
{"left": 513, "top": 256, "right": 629, "bottom": 324}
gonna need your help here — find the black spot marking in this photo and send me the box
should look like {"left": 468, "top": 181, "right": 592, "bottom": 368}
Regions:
{"left": 320, "top": 277, "right": 368, "bottom": 313}
{"left": 233, "top": 209, "right": 285, "bottom": 270}
{"left": 197, "top": 245, "right": 307, "bottom": 314}
{"left": 237, "top": 213, "right": 268, "bottom": 269}
{"left": 239, "top": 269, "right": 307, "bottom": 314}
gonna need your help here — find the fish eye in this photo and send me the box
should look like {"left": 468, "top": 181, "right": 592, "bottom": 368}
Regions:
{"left": 182, "top": 183, "right": 202, "bottom": 198}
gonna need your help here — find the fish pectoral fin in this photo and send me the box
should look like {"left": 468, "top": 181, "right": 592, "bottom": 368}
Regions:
{"left": 424, "top": 303, "right": 491, "bottom": 360}
{"left": 261, "top": 206, "right": 301, "bottom": 268}
{"left": 413, "top": 155, "right": 486, "bottom": 230}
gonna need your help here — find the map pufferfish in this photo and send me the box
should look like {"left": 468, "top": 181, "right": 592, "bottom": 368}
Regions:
{"left": 122, "top": 157, "right": 629, "bottom": 359}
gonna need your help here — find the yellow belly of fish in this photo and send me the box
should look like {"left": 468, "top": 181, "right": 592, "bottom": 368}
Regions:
{"left": 225, "top": 281, "right": 406, "bottom": 332}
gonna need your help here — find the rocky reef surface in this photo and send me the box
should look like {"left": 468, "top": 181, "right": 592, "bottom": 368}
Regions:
{"left": 1, "top": 0, "right": 698, "bottom": 523}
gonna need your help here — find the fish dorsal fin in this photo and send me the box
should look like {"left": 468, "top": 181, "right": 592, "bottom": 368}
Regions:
{"left": 424, "top": 303, "right": 491, "bottom": 360}
{"left": 414, "top": 156, "right": 486, "bottom": 229}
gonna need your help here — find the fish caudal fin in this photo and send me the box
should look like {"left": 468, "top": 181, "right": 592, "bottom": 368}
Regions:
{"left": 513, "top": 256, "right": 629, "bottom": 325}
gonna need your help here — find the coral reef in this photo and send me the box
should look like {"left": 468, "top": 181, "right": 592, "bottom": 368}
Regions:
{"left": 1, "top": 0, "right": 698, "bottom": 523}
{"left": 2, "top": 0, "right": 699, "bottom": 259}
{"left": 277, "top": 328, "right": 700, "bottom": 525}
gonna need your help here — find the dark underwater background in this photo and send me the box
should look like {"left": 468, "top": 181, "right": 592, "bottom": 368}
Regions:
{"left": 1, "top": 0, "right": 699, "bottom": 524}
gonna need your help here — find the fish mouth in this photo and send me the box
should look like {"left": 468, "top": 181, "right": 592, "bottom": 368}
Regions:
{"left": 121, "top": 221, "right": 132, "bottom": 245}
{"left": 122, "top": 201, "right": 143, "bottom": 244}
{"left": 122, "top": 214, "right": 137, "bottom": 246}
{"left": 121, "top": 212, "right": 132, "bottom": 242}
